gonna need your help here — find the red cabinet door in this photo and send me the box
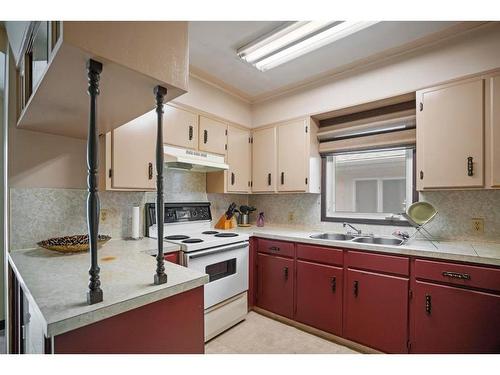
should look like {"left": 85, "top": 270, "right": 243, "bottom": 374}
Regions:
{"left": 164, "top": 252, "right": 180, "bottom": 264}
{"left": 256, "top": 253, "right": 294, "bottom": 319}
{"left": 296, "top": 260, "right": 343, "bottom": 336}
{"left": 345, "top": 269, "right": 409, "bottom": 353}
{"left": 412, "top": 281, "right": 500, "bottom": 353}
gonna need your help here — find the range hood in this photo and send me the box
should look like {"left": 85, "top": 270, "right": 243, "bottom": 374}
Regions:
{"left": 164, "top": 145, "right": 229, "bottom": 172}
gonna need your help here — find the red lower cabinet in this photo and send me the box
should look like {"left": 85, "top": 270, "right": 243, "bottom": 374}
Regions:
{"left": 344, "top": 269, "right": 409, "bottom": 353}
{"left": 256, "top": 253, "right": 294, "bottom": 319}
{"left": 295, "top": 260, "right": 343, "bottom": 336}
{"left": 412, "top": 281, "right": 500, "bottom": 353}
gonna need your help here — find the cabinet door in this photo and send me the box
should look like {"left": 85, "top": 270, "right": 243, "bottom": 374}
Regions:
{"left": 412, "top": 281, "right": 500, "bottom": 353}
{"left": 256, "top": 253, "right": 294, "bottom": 319}
{"left": 252, "top": 127, "right": 277, "bottom": 192}
{"left": 417, "top": 79, "right": 484, "bottom": 189}
{"left": 112, "top": 110, "right": 155, "bottom": 190}
{"left": 199, "top": 116, "right": 227, "bottom": 155}
{"left": 164, "top": 105, "right": 198, "bottom": 149}
{"left": 278, "top": 119, "right": 308, "bottom": 191}
{"left": 227, "top": 126, "right": 251, "bottom": 192}
{"left": 487, "top": 74, "right": 500, "bottom": 187}
{"left": 296, "top": 260, "right": 343, "bottom": 336}
{"left": 345, "top": 269, "right": 409, "bottom": 353}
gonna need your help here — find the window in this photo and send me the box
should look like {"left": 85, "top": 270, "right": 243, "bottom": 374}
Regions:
{"left": 322, "top": 148, "right": 415, "bottom": 224}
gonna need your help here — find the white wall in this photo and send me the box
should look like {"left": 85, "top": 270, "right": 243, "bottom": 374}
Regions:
{"left": 174, "top": 75, "right": 252, "bottom": 127}
{"left": 252, "top": 23, "right": 500, "bottom": 126}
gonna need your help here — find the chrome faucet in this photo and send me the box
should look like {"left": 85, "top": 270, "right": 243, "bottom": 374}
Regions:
{"left": 343, "top": 222, "right": 362, "bottom": 235}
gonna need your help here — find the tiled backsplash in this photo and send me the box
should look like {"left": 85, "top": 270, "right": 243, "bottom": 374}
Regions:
{"left": 10, "top": 168, "right": 247, "bottom": 250}
{"left": 10, "top": 167, "right": 500, "bottom": 249}
{"left": 249, "top": 190, "right": 500, "bottom": 242}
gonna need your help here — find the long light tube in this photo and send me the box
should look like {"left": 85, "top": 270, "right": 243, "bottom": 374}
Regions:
{"left": 238, "top": 21, "right": 379, "bottom": 72}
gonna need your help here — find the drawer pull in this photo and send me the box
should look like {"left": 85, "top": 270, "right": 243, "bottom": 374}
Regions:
{"left": 268, "top": 173, "right": 272, "bottom": 186}
{"left": 188, "top": 125, "right": 193, "bottom": 141}
{"left": 284, "top": 267, "right": 289, "bottom": 280}
{"left": 269, "top": 246, "right": 280, "bottom": 252}
{"left": 353, "top": 280, "right": 359, "bottom": 297}
{"left": 442, "top": 271, "right": 471, "bottom": 280}
{"left": 148, "top": 162, "right": 153, "bottom": 180}
{"left": 425, "top": 294, "right": 432, "bottom": 314}
{"left": 231, "top": 172, "right": 235, "bottom": 185}
{"left": 467, "top": 156, "right": 473, "bottom": 176}
{"left": 330, "top": 276, "right": 336, "bottom": 293}
{"left": 203, "top": 129, "right": 208, "bottom": 144}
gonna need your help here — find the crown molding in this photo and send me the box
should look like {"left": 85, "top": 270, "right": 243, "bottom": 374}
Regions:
{"left": 189, "top": 21, "right": 490, "bottom": 106}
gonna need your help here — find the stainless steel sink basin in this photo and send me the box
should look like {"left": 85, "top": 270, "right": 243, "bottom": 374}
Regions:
{"left": 351, "top": 237, "right": 404, "bottom": 246}
{"left": 309, "top": 233, "right": 356, "bottom": 241}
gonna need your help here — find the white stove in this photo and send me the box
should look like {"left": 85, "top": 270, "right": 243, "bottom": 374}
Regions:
{"left": 145, "top": 202, "right": 249, "bottom": 341}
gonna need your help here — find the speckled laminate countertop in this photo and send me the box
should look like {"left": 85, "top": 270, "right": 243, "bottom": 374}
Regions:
{"left": 232, "top": 226, "right": 500, "bottom": 267}
{"left": 8, "top": 238, "right": 208, "bottom": 337}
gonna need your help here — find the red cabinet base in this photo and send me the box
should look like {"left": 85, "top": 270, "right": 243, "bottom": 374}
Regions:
{"left": 54, "top": 286, "right": 205, "bottom": 354}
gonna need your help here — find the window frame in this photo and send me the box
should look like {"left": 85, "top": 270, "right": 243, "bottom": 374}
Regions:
{"left": 320, "top": 148, "right": 417, "bottom": 226}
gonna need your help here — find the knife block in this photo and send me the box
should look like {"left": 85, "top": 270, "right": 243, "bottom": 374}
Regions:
{"left": 215, "top": 214, "right": 236, "bottom": 230}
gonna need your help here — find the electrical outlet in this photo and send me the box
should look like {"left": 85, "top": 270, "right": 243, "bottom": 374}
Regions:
{"left": 288, "top": 212, "right": 295, "bottom": 222}
{"left": 100, "top": 209, "right": 109, "bottom": 222}
{"left": 472, "top": 218, "right": 484, "bottom": 233}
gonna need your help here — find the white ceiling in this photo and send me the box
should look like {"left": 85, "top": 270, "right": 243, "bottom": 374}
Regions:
{"left": 189, "top": 21, "right": 464, "bottom": 101}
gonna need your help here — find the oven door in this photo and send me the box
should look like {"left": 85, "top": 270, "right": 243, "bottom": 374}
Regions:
{"left": 184, "top": 241, "right": 249, "bottom": 309}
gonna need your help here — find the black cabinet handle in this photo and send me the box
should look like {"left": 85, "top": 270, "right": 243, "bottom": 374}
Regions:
{"left": 467, "top": 156, "right": 474, "bottom": 176}
{"left": 148, "top": 162, "right": 153, "bottom": 180}
{"left": 281, "top": 172, "right": 284, "bottom": 185}
{"left": 420, "top": 171, "right": 424, "bottom": 180}
{"left": 268, "top": 173, "right": 272, "bottom": 186}
{"left": 203, "top": 129, "right": 208, "bottom": 144}
{"left": 425, "top": 294, "right": 432, "bottom": 314}
{"left": 353, "top": 280, "right": 359, "bottom": 297}
{"left": 231, "top": 172, "right": 235, "bottom": 185}
{"left": 188, "top": 125, "right": 193, "bottom": 141}
{"left": 442, "top": 271, "right": 470, "bottom": 280}
{"left": 269, "top": 246, "right": 280, "bottom": 252}
{"left": 284, "top": 267, "right": 289, "bottom": 280}
{"left": 331, "top": 277, "right": 336, "bottom": 293}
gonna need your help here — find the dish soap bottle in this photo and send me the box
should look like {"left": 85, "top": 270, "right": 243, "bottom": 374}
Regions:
{"left": 256, "top": 212, "right": 265, "bottom": 227}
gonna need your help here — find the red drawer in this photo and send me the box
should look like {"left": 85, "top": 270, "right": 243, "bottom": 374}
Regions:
{"left": 164, "top": 251, "right": 180, "bottom": 264}
{"left": 257, "top": 238, "right": 295, "bottom": 258}
{"left": 414, "top": 259, "right": 500, "bottom": 293}
{"left": 296, "top": 244, "right": 343, "bottom": 266}
{"left": 346, "top": 250, "right": 409, "bottom": 276}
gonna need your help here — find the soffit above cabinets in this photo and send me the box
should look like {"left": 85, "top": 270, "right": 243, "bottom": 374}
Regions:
{"left": 189, "top": 21, "right": 486, "bottom": 103}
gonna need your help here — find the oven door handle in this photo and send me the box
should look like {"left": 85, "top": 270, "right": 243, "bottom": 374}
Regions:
{"left": 187, "top": 242, "right": 249, "bottom": 259}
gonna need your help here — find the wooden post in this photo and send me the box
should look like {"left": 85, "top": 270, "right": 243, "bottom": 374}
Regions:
{"left": 86, "top": 59, "right": 103, "bottom": 304}
{"left": 154, "top": 85, "right": 168, "bottom": 285}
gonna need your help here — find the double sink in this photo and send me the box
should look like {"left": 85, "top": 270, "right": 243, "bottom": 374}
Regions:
{"left": 309, "top": 233, "right": 404, "bottom": 246}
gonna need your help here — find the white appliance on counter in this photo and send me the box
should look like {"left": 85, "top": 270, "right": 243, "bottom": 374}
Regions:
{"left": 145, "top": 202, "right": 249, "bottom": 341}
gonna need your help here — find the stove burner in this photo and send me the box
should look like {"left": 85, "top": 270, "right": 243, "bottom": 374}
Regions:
{"left": 182, "top": 238, "right": 204, "bottom": 244}
{"left": 165, "top": 235, "right": 190, "bottom": 240}
{"left": 214, "top": 233, "right": 239, "bottom": 238}
{"left": 202, "top": 231, "right": 220, "bottom": 235}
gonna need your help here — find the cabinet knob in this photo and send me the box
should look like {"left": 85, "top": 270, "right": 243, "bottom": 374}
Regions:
{"left": 467, "top": 156, "right": 474, "bottom": 176}
{"left": 330, "top": 276, "right": 337, "bottom": 293}
{"left": 148, "top": 163, "right": 153, "bottom": 180}
{"left": 188, "top": 125, "right": 193, "bottom": 141}
{"left": 283, "top": 267, "right": 289, "bottom": 280}
{"left": 203, "top": 129, "right": 208, "bottom": 144}
{"left": 353, "top": 280, "right": 359, "bottom": 297}
{"left": 425, "top": 294, "right": 432, "bottom": 314}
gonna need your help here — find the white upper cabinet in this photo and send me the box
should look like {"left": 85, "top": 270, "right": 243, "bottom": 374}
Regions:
{"left": 164, "top": 105, "right": 199, "bottom": 150}
{"left": 227, "top": 126, "right": 251, "bottom": 192}
{"left": 485, "top": 72, "right": 500, "bottom": 188}
{"left": 199, "top": 116, "right": 227, "bottom": 155}
{"left": 252, "top": 126, "right": 278, "bottom": 192}
{"left": 417, "top": 78, "right": 484, "bottom": 189}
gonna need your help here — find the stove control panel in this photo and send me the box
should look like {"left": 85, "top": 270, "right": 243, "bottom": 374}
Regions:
{"left": 146, "top": 203, "right": 212, "bottom": 227}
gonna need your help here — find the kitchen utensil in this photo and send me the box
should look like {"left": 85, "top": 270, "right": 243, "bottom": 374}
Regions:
{"left": 37, "top": 234, "right": 111, "bottom": 253}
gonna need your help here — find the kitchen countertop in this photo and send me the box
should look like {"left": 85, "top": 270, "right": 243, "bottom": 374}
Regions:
{"left": 232, "top": 225, "right": 500, "bottom": 267}
{"left": 8, "top": 238, "right": 208, "bottom": 337}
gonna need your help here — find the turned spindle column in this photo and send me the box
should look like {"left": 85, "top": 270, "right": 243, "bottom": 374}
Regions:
{"left": 86, "top": 59, "right": 103, "bottom": 304}
{"left": 154, "top": 85, "right": 168, "bottom": 285}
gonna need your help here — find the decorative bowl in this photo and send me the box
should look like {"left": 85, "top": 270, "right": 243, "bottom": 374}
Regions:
{"left": 37, "top": 234, "right": 112, "bottom": 253}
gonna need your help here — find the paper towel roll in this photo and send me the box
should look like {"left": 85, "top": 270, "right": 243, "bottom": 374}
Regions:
{"left": 132, "top": 206, "right": 140, "bottom": 239}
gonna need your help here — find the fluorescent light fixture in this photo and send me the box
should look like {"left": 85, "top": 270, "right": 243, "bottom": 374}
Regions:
{"left": 237, "top": 21, "right": 379, "bottom": 72}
